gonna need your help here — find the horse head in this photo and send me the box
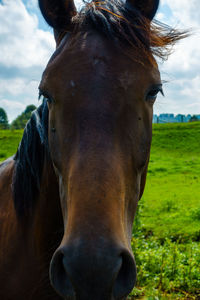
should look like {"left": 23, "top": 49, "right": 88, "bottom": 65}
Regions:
{"left": 32, "top": 0, "right": 179, "bottom": 298}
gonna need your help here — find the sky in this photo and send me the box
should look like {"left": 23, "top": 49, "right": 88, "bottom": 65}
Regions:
{"left": 0, "top": 0, "right": 199, "bottom": 122}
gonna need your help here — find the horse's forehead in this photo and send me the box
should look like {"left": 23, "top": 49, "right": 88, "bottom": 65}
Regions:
{"left": 60, "top": 31, "right": 116, "bottom": 64}
{"left": 79, "top": 31, "right": 113, "bottom": 56}
{"left": 43, "top": 30, "right": 160, "bottom": 88}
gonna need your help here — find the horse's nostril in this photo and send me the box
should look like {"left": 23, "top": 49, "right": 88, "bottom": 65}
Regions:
{"left": 49, "top": 250, "right": 75, "bottom": 298}
{"left": 113, "top": 250, "right": 137, "bottom": 299}
{"left": 50, "top": 246, "right": 136, "bottom": 299}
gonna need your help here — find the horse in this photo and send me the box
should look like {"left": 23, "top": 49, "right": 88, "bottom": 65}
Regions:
{"left": 0, "top": 0, "right": 186, "bottom": 299}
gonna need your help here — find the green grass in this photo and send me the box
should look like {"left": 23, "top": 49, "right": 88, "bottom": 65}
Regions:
{"left": 0, "top": 129, "right": 23, "bottom": 161}
{"left": 141, "top": 122, "right": 200, "bottom": 241}
{"left": 0, "top": 122, "right": 200, "bottom": 299}
{"left": 130, "top": 238, "right": 200, "bottom": 299}
{"left": 130, "top": 122, "right": 200, "bottom": 299}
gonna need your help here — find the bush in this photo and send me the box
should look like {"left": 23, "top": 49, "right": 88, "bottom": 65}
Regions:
{"left": 11, "top": 105, "right": 36, "bottom": 129}
{"left": 0, "top": 107, "right": 9, "bottom": 129}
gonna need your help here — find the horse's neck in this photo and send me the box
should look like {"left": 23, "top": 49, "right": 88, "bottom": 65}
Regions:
{"left": 0, "top": 158, "right": 61, "bottom": 298}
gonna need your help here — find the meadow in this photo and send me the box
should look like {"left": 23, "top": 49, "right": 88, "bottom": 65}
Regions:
{"left": 131, "top": 122, "right": 200, "bottom": 299}
{"left": 0, "top": 122, "right": 200, "bottom": 299}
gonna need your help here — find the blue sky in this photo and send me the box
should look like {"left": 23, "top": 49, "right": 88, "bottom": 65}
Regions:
{"left": 0, "top": 0, "right": 199, "bottom": 122}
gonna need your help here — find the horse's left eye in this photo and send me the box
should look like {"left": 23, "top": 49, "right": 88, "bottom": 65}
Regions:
{"left": 39, "top": 91, "right": 53, "bottom": 104}
{"left": 146, "top": 86, "right": 163, "bottom": 103}
{"left": 43, "top": 96, "right": 53, "bottom": 104}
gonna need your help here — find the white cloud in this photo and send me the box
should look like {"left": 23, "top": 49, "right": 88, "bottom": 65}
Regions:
{"left": 0, "top": 0, "right": 55, "bottom": 121}
{"left": 0, "top": 99, "right": 26, "bottom": 122}
{"left": 0, "top": 78, "right": 39, "bottom": 96}
{"left": 155, "top": 75, "right": 200, "bottom": 116}
{"left": 0, "top": 0, "right": 55, "bottom": 68}
{"left": 156, "top": 12, "right": 165, "bottom": 21}
{"left": 154, "top": 0, "right": 200, "bottom": 115}
{"left": 26, "top": 0, "right": 37, "bottom": 9}
{"left": 181, "top": 76, "right": 200, "bottom": 97}
{"left": 162, "top": 0, "right": 200, "bottom": 27}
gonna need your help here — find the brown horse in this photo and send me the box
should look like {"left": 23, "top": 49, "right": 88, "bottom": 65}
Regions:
{"left": 0, "top": 0, "right": 186, "bottom": 299}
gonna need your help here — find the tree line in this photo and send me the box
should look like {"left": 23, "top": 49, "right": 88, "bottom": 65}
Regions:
{"left": 0, "top": 105, "right": 36, "bottom": 130}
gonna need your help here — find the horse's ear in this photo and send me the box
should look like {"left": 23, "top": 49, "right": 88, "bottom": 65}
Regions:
{"left": 125, "top": 0, "right": 160, "bottom": 21}
{"left": 38, "top": 0, "right": 76, "bottom": 31}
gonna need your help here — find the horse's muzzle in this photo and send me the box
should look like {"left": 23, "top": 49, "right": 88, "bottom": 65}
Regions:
{"left": 49, "top": 240, "right": 136, "bottom": 300}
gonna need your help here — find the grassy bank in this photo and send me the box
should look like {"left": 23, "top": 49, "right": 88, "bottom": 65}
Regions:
{"left": 0, "top": 122, "right": 200, "bottom": 299}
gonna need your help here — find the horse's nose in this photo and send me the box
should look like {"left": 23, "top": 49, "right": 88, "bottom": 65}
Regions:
{"left": 50, "top": 242, "right": 136, "bottom": 299}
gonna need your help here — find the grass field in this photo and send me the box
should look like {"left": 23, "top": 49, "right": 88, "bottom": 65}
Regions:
{"left": 0, "top": 129, "right": 23, "bottom": 161}
{"left": 142, "top": 122, "right": 200, "bottom": 241}
{"left": 0, "top": 122, "right": 200, "bottom": 299}
{"left": 131, "top": 122, "right": 200, "bottom": 299}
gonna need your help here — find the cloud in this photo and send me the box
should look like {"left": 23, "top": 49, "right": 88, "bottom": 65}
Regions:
{"left": 162, "top": 0, "right": 200, "bottom": 27}
{"left": 0, "top": 99, "right": 26, "bottom": 122}
{"left": 154, "top": 0, "right": 200, "bottom": 115}
{"left": 0, "top": 77, "right": 39, "bottom": 97}
{"left": 25, "top": 0, "right": 37, "bottom": 9}
{"left": 0, "top": 0, "right": 55, "bottom": 68}
{"left": 0, "top": 0, "right": 55, "bottom": 121}
{"left": 155, "top": 74, "right": 200, "bottom": 115}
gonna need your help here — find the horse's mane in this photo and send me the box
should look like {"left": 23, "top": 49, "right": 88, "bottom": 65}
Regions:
{"left": 12, "top": 101, "right": 49, "bottom": 217}
{"left": 73, "top": 0, "right": 187, "bottom": 62}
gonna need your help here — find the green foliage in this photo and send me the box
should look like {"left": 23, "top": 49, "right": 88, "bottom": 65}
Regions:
{"left": 189, "top": 115, "right": 199, "bottom": 122}
{"left": 0, "top": 122, "right": 200, "bottom": 299}
{"left": 11, "top": 105, "right": 36, "bottom": 129}
{"left": 0, "top": 107, "right": 9, "bottom": 129}
{"left": 131, "top": 239, "right": 200, "bottom": 299}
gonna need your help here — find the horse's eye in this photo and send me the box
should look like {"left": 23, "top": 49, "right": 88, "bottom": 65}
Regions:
{"left": 43, "top": 96, "right": 53, "bottom": 104}
{"left": 146, "top": 85, "right": 163, "bottom": 103}
{"left": 39, "top": 91, "right": 53, "bottom": 104}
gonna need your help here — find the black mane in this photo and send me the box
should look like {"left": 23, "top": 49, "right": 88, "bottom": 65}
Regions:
{"left": 72, "top": 0, "right": 186, "bottom": 61}
{"left": 79, "top": 0, "right": 150, "bottom": 48}
{"left": 12, "top": 101, "right": 49, "bottom": 217}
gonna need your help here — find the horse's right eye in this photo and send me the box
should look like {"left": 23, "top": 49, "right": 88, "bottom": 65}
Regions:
{"left": 43, "top": 96, "right": 53, "bottom": 104}
{"left": 146, "top": 84, "right": 164, "bottom": 104}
